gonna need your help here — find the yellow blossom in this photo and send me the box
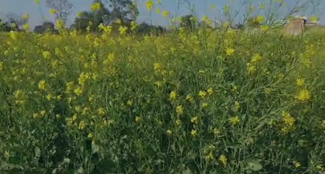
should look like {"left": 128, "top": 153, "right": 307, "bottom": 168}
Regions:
{"left": 23, "top": 24, "right": 30, "bottom": 31}
{"left": 176, "top": 119, "right": 182, "bottom": 126}
{"left": 251, "top": 53, "right": 262, "bottom": 63}
{"left": 225, "top": 47, "right": 235, "bottom": 56}
{"left": 9, "top": 31, "right": 17, "bottom": 40}
{"left": 198, "top": 90, "right": 207, "bottom": 99}
{"left": 119, "top": 26, "right": 128, "bottom": 35}
{"left": 207, "top": 87, "right": 213, "bottom": 95}
{"left": 191, "top": 129, "right": 198, "bottom": 137}
{"left": 46, "top": 94, "right": 53, "bottom": 101}
{"left": 43, "top": 51, "right": 51, "bottom": 59}
{"left": 293, "top": 161, "right": 301, "bottom": 168}
{"left": 213, "top": 128, "right": 220, "bottom": 135}
{"left": 229, "top": 116, "right": 240, "bottom": 126}
{"left": 202, "top": 102, "right": 208, "bottom": 108}
{"left": 33, "top": 113, "right": 39, "bottom": 119}
{"left": 234, "top": 101, "right": 240, "bottom": 112}
{"left": 154, "top": 63, "right": 161, "bottom": 71}
{"left": 14, "top": 89, "right": 24, "bottom": 98}
{"left": 135, "top": 116, "right": 141, "bottom": 123}
{"left": 91, "top": 2, "right": 101, "bottom": 11}
{"left": 256, "top": 15, "right": 265, "bottom": 23}
{"left": 219, "top": 155, "right": 227, "bottom": 167}
{"left": 87, "top": 133, "right": 93, "bottom": 139}
{"left": 176, "top": 105, "right": 184, "bottom": 115}
{"left": 127, "top": 100, "right": 133, "bottom": 106}
{"left": 282, "top": 111, "right": 295, "bottom": 127}
{"left": 162, "top": 11, "right": 169, "bottom": 18}
{"left": 191, "top": 116, "right": 198, "bottom": 124}
{"left": 260, "top": 25, "right": 269, "bottom": 31}
{"left": 49, "top": 9, "right": 57, "bottom": 15}
{"left": 186, "top": 94, "right": 194, "bottom": 103}
{"left": 98, "top": 108, "right": 106, "bottom": 116}
{"left": 316, "top": 165, "right": 324, "bottom": 171}
{"left": 40, "top": 110, "right": 46, "bottom": 116}
{"left": 297, "top": 89, "right": 311, "bottom": 101}
{"left": 170, "top": 91, "right": 177, "bottom": 100}
{"left": 78, "top": 120, "right": 87, "bottom": 130}
{"left": 38, "top": 80, "right": 47, "bottom": 90}
{"left": 202, "top": 15, "right": 208, "bottom": 21}
{"left": 296, "top": 78, "right": 304, "bottom": 87}
{"left": 146, "top": 0, "right": 154, "bottom": 10}
{"left": 74, "top": 86, "right": 83, "bottom": 96}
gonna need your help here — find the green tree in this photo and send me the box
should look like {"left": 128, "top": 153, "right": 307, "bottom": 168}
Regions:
{"left": 72, "top": 1, "right": 110, "bottom": 32}
{"left": 180, "top": 14, "right": 197, "bottom": 31}
{"left": 5, "top": 12, "right": 28, "bottom": 31}
{"left": 33, "top": 21, "right": 58, "bottom": 34}
{"left": 105, "top": 0, "right": 139, "bottom": 23}
{"left": 136, "top": 22, "right": 165, "bottom": 36}
{"left": 0, "top": 18, "right": 14, "bottom": 32}
{"left": 71, "top": 0, "right": 138, "bottom": 33}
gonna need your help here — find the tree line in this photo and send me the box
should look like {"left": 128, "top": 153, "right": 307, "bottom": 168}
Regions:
{"left": 0, "top": 0, "right": 288, "bottom": 35}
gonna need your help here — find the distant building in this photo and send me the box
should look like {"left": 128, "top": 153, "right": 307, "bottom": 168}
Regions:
{"left": 285, "top": 16, "right": 319, "bottom": 35}
{"left": 285, "top": 18, "right": 306, "bottom": 35}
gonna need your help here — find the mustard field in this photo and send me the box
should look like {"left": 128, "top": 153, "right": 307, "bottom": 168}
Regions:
{"left": 1, "top": 29, "right": 325, "bottom": 173}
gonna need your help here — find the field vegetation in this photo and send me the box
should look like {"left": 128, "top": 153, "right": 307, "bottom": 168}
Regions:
{"left": 1, "top": 0, "right": 325, "bottom": 173}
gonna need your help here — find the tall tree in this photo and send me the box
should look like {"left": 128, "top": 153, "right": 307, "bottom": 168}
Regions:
{"left": 72, "top": 1, "right": 110, "bottom": 32}
{"left": 71, "top": 0, "right": 139, "bottom": 32}
{"left": 180, "top": 14, "right": 197, "bottom": 31}
{"left": 0, "top": 18, "right": 14, "bottom": 32}
{"left": 45, "top": 0, "right": 73, "bottom": 24}
{"left": 103, "top": 0, "right": 139, "bottom": 23}
{"left": 5, "top": 13, "right": 28, "bottom": 30}
{"left": 33, "top": 21, "right": 58, "bottom": 34}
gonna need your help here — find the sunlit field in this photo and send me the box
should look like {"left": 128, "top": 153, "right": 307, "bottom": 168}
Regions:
{"left": 1, "top": 0, "right": 325, "bottom": 172}
{"left": 1, "top": 27, "right": 325, "bottom": 173}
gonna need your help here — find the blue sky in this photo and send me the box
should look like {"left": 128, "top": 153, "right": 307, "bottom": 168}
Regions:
{"left": 0, "top": 0, "right": 324, "bottom": 28}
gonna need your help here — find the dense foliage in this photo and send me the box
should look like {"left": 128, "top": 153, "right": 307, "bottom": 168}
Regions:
{"left": 1, "top": 26, "right": 325, "bottom": 174}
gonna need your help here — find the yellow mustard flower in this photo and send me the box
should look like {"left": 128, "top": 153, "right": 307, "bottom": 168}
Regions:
{"left": 225, "top": 47, "right": 235, "bottom": 56}
{"left": 296, "top": 78, "right": 304, "bottom": 87}
{"left": 176, "top": 105, "right": 184, "bottom": 115}
{"left": 297, "top": 89, "right": 311, "bottom": 101}
{"left": 162, "top": 11, "right": 169, "bottom": 18}
{"left": 170, "top": 90, "right": 177, "bottom": 100}
{"left": 219, "top": 154, "right": 227, "bottom": 167}
{"left": 146, "top": 0, "right": 154, "bottom": 10}
{"left": 229, "top": 116, "right": 240, "bottom": 126}
{"left": 191, "top": 116, "right": 198, "bottom": 124}
{"left": 191, "top": 129, "right": 198, "bottom": 137}
{"left": 198, "top": 90, "right": 207, "bottom": 99}
{"left": 38, "top": 80, "right": 47, "bottom": 90}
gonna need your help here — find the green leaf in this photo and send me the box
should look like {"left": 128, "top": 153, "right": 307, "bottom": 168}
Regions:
{"left": 8, "top": 156, "right": 22, "bottom": 165}
{"left": 77, "top": 166, "right": 84, "bottom": 174}
{"left": 182, "top": 168, "right": 192, "bottom": 174}
{"left": 63, "top": 158, "right": 71, "bottom": 164}
{"left": 35, "top": 146, "right": 41, "bottom": 158}
{"left": 246, "top": 159, "right": 263, "bottom": 171}
{"left": 91, "top": 142, "right": 99, "bottom": 154}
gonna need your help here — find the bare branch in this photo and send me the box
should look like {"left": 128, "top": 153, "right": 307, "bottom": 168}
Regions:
{"left": 45, "top": 0, "right": 73, "bottom": 23}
